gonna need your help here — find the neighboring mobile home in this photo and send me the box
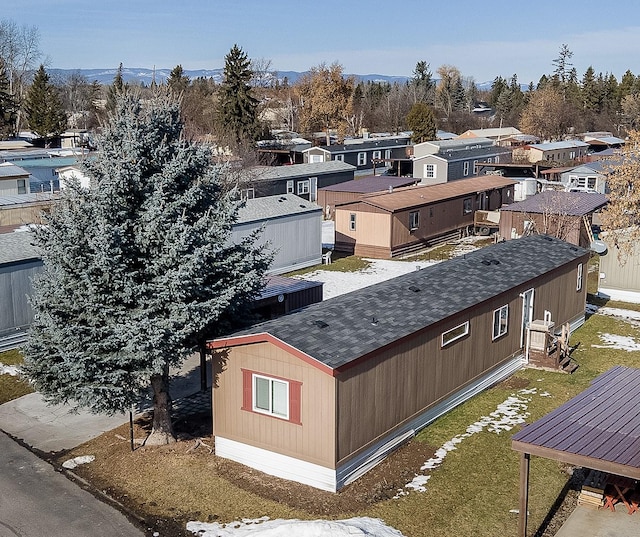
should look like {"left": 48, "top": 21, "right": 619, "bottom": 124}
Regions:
{"left": 240, "top": 161, "right": 355, "bottom": 202}
{"left": 498, "top": 191, "right": 607, "bottom": 248}
{"left": 0, "top": 231, "right": 42, "bottom": 350}
{"left": 0, "top": 162, "right": 31, "bottom": 195}
{"left": 598, "top": 231, "right": 640, "bottom": 303}
{"left": 317, "top": 175, "right": 417, "bottom": 219}
{"left": 231, "top": 194, "right": 323, "bottom": 274}
{"left": 334, "top": 175, "right": 516, "bottom": 258}
{"left": 208, "top": 235, "right": 589, "bottom": 491}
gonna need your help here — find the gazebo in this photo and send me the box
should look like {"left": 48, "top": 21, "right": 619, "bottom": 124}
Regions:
{"left": 512, "top": 366, "right": 640, "bottom": 536}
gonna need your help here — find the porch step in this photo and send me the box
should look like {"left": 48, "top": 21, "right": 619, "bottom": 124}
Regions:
{"left": 561, "top": 358, "right": 579, "bottom": 374}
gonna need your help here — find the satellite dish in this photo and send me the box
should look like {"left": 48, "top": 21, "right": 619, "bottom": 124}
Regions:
{"left": 590, "top": 240, "right": 608, "bottom": 255}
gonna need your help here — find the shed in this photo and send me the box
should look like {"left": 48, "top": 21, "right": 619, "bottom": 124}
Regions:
{"left": 334, "top": 175, "right": 517, "bottom": 258}
{"left": 499, "top": 191, "right": 608, "bottom": 248}
{"left": 0, "top": 232, "right": 43, "bottom": 350}
{"left": 209, "top": 235, "right": 589, "bottom": 491}
{"left": 231, "top": 194, "right": 323, "bottom": 274}
{"left": 512, "top": 366, "right": 640, "bottom": 537}
{"left": 0, "top": 193, "right": 56, "bottom": 230}
{"left": 317, "top": 175, "right": 417, "bottom": 219}
{"left": 0, "top": 162, "right": 31, "bottom": 195}
{"left": 598, "top": 231, "right": 640, "bottom": 303}
{"left": 251, "top": 275, "right": 323, "bottom": 320}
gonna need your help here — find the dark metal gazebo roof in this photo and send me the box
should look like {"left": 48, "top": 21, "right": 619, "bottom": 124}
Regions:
{"left": 512, "top": 365, "right": 640, "bottom": 480}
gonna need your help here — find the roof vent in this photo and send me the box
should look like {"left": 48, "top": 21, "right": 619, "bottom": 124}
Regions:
{"left": 543, "top": 236, "right": 553, "bottom": 241}
{"left": 300, "top": 204, "right": 306, "bottom": 208}
{"left": 570, "top": 246, "right": 579, "bottom": 251}
{"left": 482, "top": 259, "right": 492, "bottom": 266}
{"left": 492, "top": 259, "right": 500, "bottom": 265}
{"left": 313, "top": 320, "right": 329, "bottom": 329}
{"left": 408, "top": 285, "right": 421, "bottom": 292}
{"left": 371, "top": 316, "right": 378, "bottom": 326}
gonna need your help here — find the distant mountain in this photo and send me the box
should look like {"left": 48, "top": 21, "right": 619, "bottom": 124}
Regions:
{"left": 47, "top": 67, "right": 411, "bottom": 86}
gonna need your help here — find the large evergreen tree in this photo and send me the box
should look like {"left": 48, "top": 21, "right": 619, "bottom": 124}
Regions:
{"left": 24, "top": 64, "right": 67, "bottom": 146}
{"left": 0, "top": 59, "right": 17, "bottom": 139}
{"left": 167, "top": 64, "right": 190, "bottom": 95}
{"left": 22, "top": 91, "right": 272, "bottom": 445}
{"left": 217, "top": 44, "right": 260, "bottom": 146}
{"left": 406, "top": 102, "right": 437, "bottom": 143}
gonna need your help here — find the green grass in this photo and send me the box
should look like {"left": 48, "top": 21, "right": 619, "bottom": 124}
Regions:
{"left": 285, "top": 252, "right": 371, "bottom": 276}
{"left": 0, "top": 349, "right": 33, "bottom": 404}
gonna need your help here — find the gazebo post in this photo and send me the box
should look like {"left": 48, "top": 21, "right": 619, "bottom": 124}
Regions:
{"left": 518, "top": 452, "right": 530, "bottom": 537}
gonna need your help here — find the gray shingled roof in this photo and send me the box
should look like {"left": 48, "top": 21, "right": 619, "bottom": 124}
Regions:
{"left": 249, "top": 161, "right": 355, "bottom": 181}
{"left": 319, "top": 176, "right": 416, "bottom": 193}
{"left": 0, "top": 162, "right": 29, "bottom": 178}
{"left": 501, "top": 191, "right": 607, "bottom": 216}
{"left": 217, "top": 235, "right": 588, "bottom": 369}
{"left": 0, "top": 231, "right": 41, "bottom": 265}
{"left": 236, "top": 194, "right": 321, "bottom": 224}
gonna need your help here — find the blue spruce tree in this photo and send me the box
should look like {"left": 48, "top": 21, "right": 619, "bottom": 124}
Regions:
{"left": 23, "top": 90, "right": 271, "bottom": 444}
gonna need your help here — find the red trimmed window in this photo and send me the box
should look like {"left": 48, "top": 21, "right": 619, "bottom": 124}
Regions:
{"left": 241, "top": 369, "right": 301, "bottom": 425}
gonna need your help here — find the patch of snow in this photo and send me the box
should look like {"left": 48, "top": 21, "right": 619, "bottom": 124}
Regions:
{"left": 62, "top": 455, "right": 95, "bottom": 469}
{"left": 186, "top": 516, "right": 406, "bottom": 537}
{"left": 393, "top": 388, "right": 540, "bottom": 498}
{"left": 297, "top": 258, "right": 433, "bottom": 300}
{"left": 0, "top": 363, "right": 20, "bottom": 376}
{"left": 592, "top": 333, "right": 640, "bottom": 352}
{"left": 587, "top": 304, "right": 640, "bottom": 327}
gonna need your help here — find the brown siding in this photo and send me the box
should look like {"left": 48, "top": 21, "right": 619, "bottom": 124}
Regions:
{"left": 317, "top": 191, "right": 363, "bottom": 219}
{"left": 499, "top": 212, "right": 585, "bottom": 247}
{"left": 334, "top": 208, "right": 391, "bottom": 255}
{"left": 334, "top": 257, "right": 587, "bottom": 464}
{"left": 213, "top": 342, "right": 336, "bottom": 468}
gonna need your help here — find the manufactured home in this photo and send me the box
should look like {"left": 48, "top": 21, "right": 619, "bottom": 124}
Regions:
{"left": 334, "top": 175, "right": 516, "bottom": 258}
{"left": 208, "top": 235, "right": 589, "bottom": 491}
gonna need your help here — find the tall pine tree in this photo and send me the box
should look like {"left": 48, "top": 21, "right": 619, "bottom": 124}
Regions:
{"left": 22, "top": 91, "right": 272, "bottom": 445}
{"left": 0, "top": 59, "right": 17, "bottom": 139}
{"left": 24, "top": 64, "right": 67, "bottom": 146}
{"left": 217, "top": 44, "right": 260, "bottom": 147}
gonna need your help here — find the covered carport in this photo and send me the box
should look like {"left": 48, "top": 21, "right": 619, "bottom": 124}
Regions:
{"left": 512, "top": 366, "right": 640, "bottom": 537}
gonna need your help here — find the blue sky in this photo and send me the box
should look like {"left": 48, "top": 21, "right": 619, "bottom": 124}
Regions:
{"left": 5, "top": 1, "right": 640, "bottom": 84}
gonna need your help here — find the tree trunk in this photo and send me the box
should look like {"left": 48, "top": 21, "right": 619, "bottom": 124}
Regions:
{"left": 146, "top": 365, "right": 176, "bottom": 445}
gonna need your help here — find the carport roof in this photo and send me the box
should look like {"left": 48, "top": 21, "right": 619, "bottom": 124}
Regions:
{"left": 512, "top": 365, "right": 640, "bottom": 480}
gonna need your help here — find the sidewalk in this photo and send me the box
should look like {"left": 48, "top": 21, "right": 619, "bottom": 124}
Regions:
{"left": 0, "top": 352, "right": 211, "bottom": 453}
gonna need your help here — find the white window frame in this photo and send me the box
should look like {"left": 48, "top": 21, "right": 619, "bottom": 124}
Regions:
{"left": 492, "top": 305, "right": 509, "bottom": 340}
{"left": 297, "top": 179, "right": 310, "bottom": 195}
{"left": 252, "top": 373, "right": 289, "bottom": 420}
{"left": 309, "top": 154, "right": 324, "bottom": 163}
{"left": 463, "top": 161, "right": 469, "bottom": 176}
{"left": 442, "top": 321, "right": 469, "bottom": 347}
{"left": 357, "top": 152, "right": 367, "bottom": 166}
{"left": 286, "top": 180, "right": 294, "bottom": 194}
{"left": 240, "top": 187, "right": 255, "bottom": 201}
{"left": 17, "top": 179, "right": 27, "bottom": 194}
{"left": 463, "top": 197, "right": 473, "bottom": 215}
{"left": 495, "top": 155, "right": 500, "bottom": 163}
{"left": 372, "top": 150, "right": 382, "bottom": 161}
{"left": 309, "top": 176, "right": 318, "bottom": 202}
{"left": 335, "top": 154, "right": 344, "bottom": 162}
{"left": 349, "top": 213, "right": 356, "bottom": 231}
{"left": 577, "top": 263, "right": 583, "bottom": 291}
{"left": 424, "top": 163, "right": 436, "bottom": 179}
{"left": 409, "top": 210, "right": 419, "bottom": 231}
{"left": 385, "top": 149, "right": 392, "bottom": 159}
{"left": 473, "top": 160, "right": 479, "bottom": 174}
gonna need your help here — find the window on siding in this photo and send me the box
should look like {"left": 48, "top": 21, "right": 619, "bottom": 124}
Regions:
{"left": 463, "top": 197, "right": 473, "bottom": 214}
{"left": 495, "top": 155, "right": 500, "bottom": 163}
{"left": 463, "top": 161, "right": 469, "bottom": 176}
{"left": 424, "top": 163, "right": 436, "bottom": 178}
{"left": 17, "top": 179, "right": 27, "bottom": 194}
{"left": 286, "top": 180, "right": 294, "bottom": 194}
{"left": 253, "top": 374, "right": 289, "bottom": 419}
{"left": 297, "top": 180, "right": 310, "bottom": 195}
{"left": 442, "top": 321, "right": 469, "bottom": 347}
{"left": 240, "top": 188, "right": 254, "bottom": 200}
{"left": 242, "top": 369, "right": 301, "bottom": 424}
{"left": 357, "top": 152, "right": 367, "bottom": 166}
{"left": 576, "top": 263, "right": 583, "bottom": 291}
{"left": 409, "top": 210, "right": 419, "bottom": 231}
{"left": 335, "top": 154, "right": 344, "bottom": 161}
{"left": 492, "top": 305, "right": 508, "bottom": 340}
{"left": 349, "top": 213, "right": 356, "bottom": 231}
{"left": 310, "top": 154, "right": 324, "bottom": 163}
{"left": 372, "top": 150, "right": 382, "bottom": 161}
{"left": 385, "top": 149, "right": 392, "bottom": 159}
{"left": 473, "top": 160, "right": 479, "bottom": 174}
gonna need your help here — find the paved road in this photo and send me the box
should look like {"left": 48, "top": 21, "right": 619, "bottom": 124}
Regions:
{"left": 0, "top": 432, "right": 144, "bottom": 537}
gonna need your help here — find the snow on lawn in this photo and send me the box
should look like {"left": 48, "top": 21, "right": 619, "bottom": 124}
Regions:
{"left": 587, "top": 304, "right": 640, "bottom": 327}
{"left": 394, "top": 387, "right": 544, "bottom": 498}
{"left": 187, "top": 516, "right": 406, "bottom": 537}
{"left": 592, "top": 333, "right": 640, "bottom": 352}
{"left": 301, "top": 235, "right": 490, "bottom": 300}
{"left": 0, "top": 363, "right": 20, "bottom": 376}
{"left": 62, "top": 455, "right": 95, "bottom": 469}
{"left": 298, "top": 259, "right": 433, "bottom": 300}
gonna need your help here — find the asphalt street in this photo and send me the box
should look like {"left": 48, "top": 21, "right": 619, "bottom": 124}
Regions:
{"left": 0, "top": 432, "right": 144, "bottom": 537}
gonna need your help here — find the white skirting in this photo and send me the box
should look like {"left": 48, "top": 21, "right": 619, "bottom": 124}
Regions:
{"left": 215, "top": 436, "right": 337, "bottom": 492}
{"left": 216, "top": 354, "right": 524, "bottom": 492}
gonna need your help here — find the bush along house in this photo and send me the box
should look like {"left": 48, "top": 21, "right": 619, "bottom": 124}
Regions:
{"left": 208, "top": 235, "right": 589, "bottom": 491}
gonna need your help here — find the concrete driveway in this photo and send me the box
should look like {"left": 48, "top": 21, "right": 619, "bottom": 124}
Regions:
{"left": 555, "top": 504, "right": 640, "bottom": 537}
